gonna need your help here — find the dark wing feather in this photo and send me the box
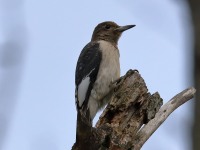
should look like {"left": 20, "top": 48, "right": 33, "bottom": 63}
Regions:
{"left": 75, "top": 42, "right": 102, "bottom": 111}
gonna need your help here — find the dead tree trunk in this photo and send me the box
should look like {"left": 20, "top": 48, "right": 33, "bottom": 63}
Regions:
{"left": 72, "top": 70, "right": 196, "bottom": 150}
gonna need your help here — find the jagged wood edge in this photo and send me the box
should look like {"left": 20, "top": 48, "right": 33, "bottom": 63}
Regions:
{"left": 133, "top": 87, "right": 196, "bottom": 150}
{"left": 72, "top": 69, "right": 196, "bottom": 150}
{"left": 95, "top": 70, "right": 163, "bottom": 150}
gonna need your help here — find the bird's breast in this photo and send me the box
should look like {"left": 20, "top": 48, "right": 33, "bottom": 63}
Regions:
{"left": 91, "top": 40, "right": 120, "bottom": 100}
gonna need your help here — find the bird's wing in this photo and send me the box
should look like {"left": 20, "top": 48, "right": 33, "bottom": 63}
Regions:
{"left": 75, "top": 42, "right": 102, "bottom": 111}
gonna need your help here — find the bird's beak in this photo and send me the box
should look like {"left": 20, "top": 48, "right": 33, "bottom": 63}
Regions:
{"left": 116, "top": 25, "right": 136, "bottom": 32}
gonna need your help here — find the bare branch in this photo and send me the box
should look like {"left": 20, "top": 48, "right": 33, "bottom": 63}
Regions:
{"left": 134, "top": 87, "right": 196, "bottom": 150}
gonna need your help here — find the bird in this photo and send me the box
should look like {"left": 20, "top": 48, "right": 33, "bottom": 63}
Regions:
{"left": 75, "top": 21, "right": 135, "bottom": 125}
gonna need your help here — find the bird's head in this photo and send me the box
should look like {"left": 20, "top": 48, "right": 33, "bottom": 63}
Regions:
{"left": 91, "top": 21, "right": 135, "bottom": 45}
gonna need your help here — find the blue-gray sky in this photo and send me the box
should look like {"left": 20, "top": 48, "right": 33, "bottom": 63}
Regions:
{"left": 0, "top": 0, "right": 193, "bottom": 150}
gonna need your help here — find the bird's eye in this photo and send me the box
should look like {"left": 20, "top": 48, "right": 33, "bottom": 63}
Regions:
{"left": 105, "top": 25, "right": 111, "bottom": 30}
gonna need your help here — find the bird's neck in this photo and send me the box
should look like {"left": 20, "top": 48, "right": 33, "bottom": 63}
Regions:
{"left": 91, "top": 35, "right": 119, "bottom": 46}
{"left": 91, "top": 39, "right": 118, "bottom": 49}
{"left": 97, "top": 40, "right": 120, "bottom": 56}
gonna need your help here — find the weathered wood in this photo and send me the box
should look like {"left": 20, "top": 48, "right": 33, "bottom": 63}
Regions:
{"left": 95, "top": 70, "right": 163, "bottom": 150}
{"left": 133, "top": 87, "right": 196, "bottom": 150}
{"left": 72, "top": 70, "right": 195, "bottom": 150}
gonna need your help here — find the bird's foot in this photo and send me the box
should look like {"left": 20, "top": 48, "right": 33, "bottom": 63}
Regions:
{"left": 109, "top": 69, "right": 139, "bottom": 90}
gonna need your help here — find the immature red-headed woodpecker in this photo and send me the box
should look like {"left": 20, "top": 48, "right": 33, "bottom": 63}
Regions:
{"left": 75, "top": 21, "right": 135, "bottom": 124}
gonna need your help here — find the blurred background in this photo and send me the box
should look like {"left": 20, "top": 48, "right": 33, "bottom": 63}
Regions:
{"left": 0, "top": 0, "right": 199, "bottom": 150}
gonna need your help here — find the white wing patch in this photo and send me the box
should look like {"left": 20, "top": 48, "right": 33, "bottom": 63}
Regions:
{"left": 77, "top": 76, "right": 90, "bottom": 107}
{"left": 77, "top": 68, "right": 95, "bottom": 107}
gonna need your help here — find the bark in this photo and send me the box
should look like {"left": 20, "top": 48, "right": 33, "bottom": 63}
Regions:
{"left": 72, "top": 70, "right": 195, "bottom": 150}
{"left": 187, "top": 1, "right": 200, "bottom": 150}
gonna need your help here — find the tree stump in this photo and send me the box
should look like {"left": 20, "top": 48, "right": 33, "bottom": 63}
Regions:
{"left": 72, "top": 70, "right": 196, "bottom": 150}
